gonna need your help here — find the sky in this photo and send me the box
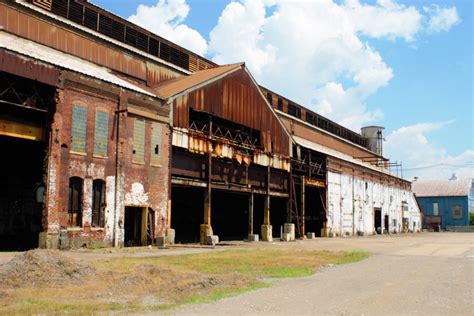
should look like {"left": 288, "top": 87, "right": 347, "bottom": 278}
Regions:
{"left": 94, "top": 0, "right": 473, "bottom": 181}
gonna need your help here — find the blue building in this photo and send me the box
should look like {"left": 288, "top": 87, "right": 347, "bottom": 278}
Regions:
{"left": 413, "top": 178, "right": 473, "bottom": 229}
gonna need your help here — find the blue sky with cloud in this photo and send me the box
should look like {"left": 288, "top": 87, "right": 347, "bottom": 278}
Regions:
{"left": 94, "top": 0, "right": 473, "bottom": 180}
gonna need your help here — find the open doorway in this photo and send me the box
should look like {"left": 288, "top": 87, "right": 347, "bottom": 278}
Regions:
{"left": 0, "top": 136, "right": 46, "bottom": 250}
{"left": 374, "top": 208, "right": 382, "bottom": 234}
{"left": 384, "top": 215, "right": 390, "bottom": 235}
{"left": 124, "top": 206, "right": 149, "bottom": 247}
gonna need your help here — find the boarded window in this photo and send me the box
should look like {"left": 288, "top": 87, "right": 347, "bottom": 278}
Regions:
{"left": 132, "top": 119, "right": 145, "bottom": 164}
{"left": 71, "top": 105, "right": 87, "bottom": 153}
{"left": 92, "top": 179, "right": 106, "bottom": 228}
{"left": 94, "top": 110, "right": 108, "bottom": 157}
{"left": 68, "top": 177, "right": 83, "bottom": 227}
{"left": 452, "top": 205, "right": 463, "bottom": 219}
{"left": 433, "top": 202, "right": 439, "bottom": 216}
{"left": 150, "top": 123, "right": 162, "bottom": 166}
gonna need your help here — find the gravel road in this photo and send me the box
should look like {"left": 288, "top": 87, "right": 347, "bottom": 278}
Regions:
{"left": 175, "top": 233, "right": 474, "bottom": 315}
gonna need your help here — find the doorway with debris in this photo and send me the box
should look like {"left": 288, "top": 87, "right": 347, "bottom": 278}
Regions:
{"left": 124, "top": 206, "right": 152, "bottom": 247}
{"left": 374, "top": 208, "right": 382, "bottom": 234}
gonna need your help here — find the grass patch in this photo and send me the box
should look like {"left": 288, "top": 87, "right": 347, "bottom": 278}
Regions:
{"left": 0, "top": 248, "right": 369, "bottom": 314}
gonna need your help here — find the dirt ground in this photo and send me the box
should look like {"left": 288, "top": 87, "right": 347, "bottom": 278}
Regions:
{"left": 176, "top": 232, "right": 474, "bottom": 315}
{"left": 0, "top": 232, "right": 472, "bottom": 315}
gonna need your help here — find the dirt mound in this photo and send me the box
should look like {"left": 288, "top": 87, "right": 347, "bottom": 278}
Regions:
{"left": 0, "top": 249, "right": 95, "bottom": 288}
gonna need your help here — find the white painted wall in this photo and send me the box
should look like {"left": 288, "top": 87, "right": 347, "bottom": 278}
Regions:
{"left": 327, "top": 171, "right": 422, "bottom": 236}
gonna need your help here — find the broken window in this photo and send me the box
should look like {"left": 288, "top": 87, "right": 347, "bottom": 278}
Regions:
{"left": 288, "top": 103, "right": 301, "bottom": 119}
{"left": 93, "top": 110, "right": 109, "bottom": 157}
{"left": 71, "top": 105, "right": 87, "bottom": 153}
{"left": 132, "top": 118, "right": 146, "bottom": 164}
{"left": 452, "top": 205, "right": 463, "bottom": 219}
{"left": 277, "top": 98, "right": 283, "bottom": 111}
{"left": 92, "top": 179, "right": 106, "bottom": 228}
{"left": 150, "top": 123, "right": 162, "bottom": 166}
{"left": 266, "top": 92, "right": 273, "bottom": 106}
{"left": 68, "top": 177, "right": 83, "bottom": 227}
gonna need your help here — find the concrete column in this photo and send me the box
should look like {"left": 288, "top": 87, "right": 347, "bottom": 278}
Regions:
{"left": 200, "top": 120, "right": 214, "bottom": 245}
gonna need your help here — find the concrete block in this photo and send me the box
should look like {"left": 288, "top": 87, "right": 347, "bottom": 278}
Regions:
{"left": 306, "top": 232, "right": 315, "bottom": 239}
{"left": 206, "top": 235, "right": 219, "bottom": 246}
{"left": 261, "top": 224, "right": 273, "bottom": 242}
{"left": 59, "top": 229, "right": 69, "bottom": 250}
{"left": 45, "top": 233, "right": 59, "bottom": 249}
{"left": 248, "top": 234, "right": 259, "bottom": 242}
{"left": 281, "top": 233, "right": 291, "bottom": 242}
{"left": 165, "top": 228, "right": 175, "bottom": 245}
{"left": 156, "top": 236, "right": 166, "bottom": 247}
{"left": 200, "top": 224, "right": 213, "bottom": 245}
{"left": 283, "top": 223, "right": 295, "bottom": 241}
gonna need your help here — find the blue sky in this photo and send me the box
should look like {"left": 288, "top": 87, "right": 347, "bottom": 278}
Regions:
{"left": 94, "top": 0, "right": 472, "bottom": 180}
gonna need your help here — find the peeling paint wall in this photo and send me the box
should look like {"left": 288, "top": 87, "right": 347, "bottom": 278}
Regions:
{"left": 327, "top": 171, "right": 421, "bottom": 236}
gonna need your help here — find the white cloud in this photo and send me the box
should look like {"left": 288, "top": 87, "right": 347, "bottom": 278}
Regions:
{"left": 208, "top": 0, "right": 424, "bottom": 131}
{"left": 128, "top": 0, "right": 207, "bottom": 55}
{"left": 424, "top": 5, "right": 461, "bottom": 33}
{"left": 385, "top": 121, "right": 474, "bottom": 180}
{"left": 344, "top": 0, "right": 422, "bottom": 41}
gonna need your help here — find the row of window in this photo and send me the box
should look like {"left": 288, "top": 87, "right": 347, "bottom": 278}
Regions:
{"left": 432, "top": 202, "right": 463, "bottom": 219}
{"left": 71, "top": 105, "right": 109, "bottom": 157}
{"left": 71, "top": 105, "right": 162, "bottom": 165}
{"left": 68, "top": 177, "right": 105, "bottom": 228}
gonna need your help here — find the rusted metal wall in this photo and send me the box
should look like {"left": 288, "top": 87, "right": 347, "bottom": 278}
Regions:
{"left": 172, "top": 69, "right": 290, "bottom": 157}
{"left": 0, "top": 3, "right": 181, "bottom": 85}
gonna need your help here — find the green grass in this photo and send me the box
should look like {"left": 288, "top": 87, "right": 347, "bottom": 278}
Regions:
{"left": 0, "top": 248, "right": 370, "bottom": 314}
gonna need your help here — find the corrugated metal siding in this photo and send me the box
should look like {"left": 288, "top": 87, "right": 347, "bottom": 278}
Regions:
{"left": 172, "top": 69, "right": 289, "bottom": 156}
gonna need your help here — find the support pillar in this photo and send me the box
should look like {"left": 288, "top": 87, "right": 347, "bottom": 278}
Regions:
{"left": 301, "top": 176, "right": 306, "bottom": 238}
{"left": 261, "top": 165, "right": 272, "bottom": 241}
{"left": 200, "top": 119, "right": 214, "bottom": 245}
{"left": 248, "top": 192, "right": 254, "bottom": 236}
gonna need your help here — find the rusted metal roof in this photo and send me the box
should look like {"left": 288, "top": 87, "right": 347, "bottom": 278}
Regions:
{"left": 413, "top": 178, "right": 473, "bottom": 197}
{"left": 154, "top": 63, "right": 244, "bottom": 100}
{"left": 0, "top": 31, "right": 158, "bottom": 97}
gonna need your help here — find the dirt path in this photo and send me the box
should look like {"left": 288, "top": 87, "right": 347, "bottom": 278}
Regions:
{"left": 175, "top": 233, "right": 474, "bottom": 315}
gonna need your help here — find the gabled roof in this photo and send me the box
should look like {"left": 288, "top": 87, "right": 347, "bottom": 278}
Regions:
{"left": 154, "top": 63, "right": 244, "bottom": 100}
{"left": 0, "top": 31, "right": 158, "bottom": 97}
{"left": 412, "top": 178, "right": 473, "bottom": 197}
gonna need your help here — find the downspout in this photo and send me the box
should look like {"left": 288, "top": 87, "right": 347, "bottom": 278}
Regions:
{"left": 113, "top": 89, "right": 125, "bottom": 247}
{"left": 352, "top": 174, "right": 355, "bottom": 236}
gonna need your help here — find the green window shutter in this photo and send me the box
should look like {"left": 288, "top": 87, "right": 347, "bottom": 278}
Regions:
{"left": 71, "top": 105, "right": 87, "bottom": 153}
{"left": 150, "top": 123, "right": 162, "bottom": 166}
{"left": 132, "top": 119, "right": 145, "bottom": 163}
{"left": 94, "top": 110, "right": 109, "bottom": 157}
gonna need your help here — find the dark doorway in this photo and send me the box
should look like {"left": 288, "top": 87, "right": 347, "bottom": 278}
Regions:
{"left": 171, "top": 186, "right": 204, "bottom": 243}
{"left": 384, "top": 215, "right": 390, "bottom": 234}
{"left": 0, "top": 136, "right": 46, "bottom": 251}
{"left": 305, "top": 186, "right": 326, "bottom": 237}
{"left": 124, "top": 206, "right": 144, "bottom": 246}
{"left": 270, "top": 196, "right": 288, "bottom": 239}
{"left": 374, "top": 208, "right": 382, "bottom": 234}
{"left": 212, "top": 190, "right": 248, "bottom": 241}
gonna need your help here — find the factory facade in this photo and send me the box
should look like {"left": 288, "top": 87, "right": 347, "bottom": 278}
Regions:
{"left": 0, "top": 0, "right": 421, "bottom": 250}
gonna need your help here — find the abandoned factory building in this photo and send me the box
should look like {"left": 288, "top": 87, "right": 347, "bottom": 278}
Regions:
{"left": 0, "top": 0, "right": 421, "bottom": 250}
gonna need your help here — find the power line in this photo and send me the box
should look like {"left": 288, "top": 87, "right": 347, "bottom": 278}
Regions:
{"left": 403, "top": 162, "right": 474, "bottom": 171}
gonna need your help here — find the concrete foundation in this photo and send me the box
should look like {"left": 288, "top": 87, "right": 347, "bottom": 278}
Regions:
{"left": 307, "top": 232, "right": 315, "bottom": 239}
{"left": 261, "top": 224, "right": 273, "bottom": 242}
{"left": 165, "top": 228, "right": 175, "bottom": 245}
{"left": 200, "top": 224, "right": 213, "bottom": 245}
{"left": 281, "top": 233, "right": 291, "bottom": 242}
{"left": 283, "top": 223, "right": 295, "bottom": 241}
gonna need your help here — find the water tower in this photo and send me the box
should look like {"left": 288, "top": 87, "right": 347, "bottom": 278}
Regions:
{"left": 361, "top": 126, "right": 385, "bottom": 156}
